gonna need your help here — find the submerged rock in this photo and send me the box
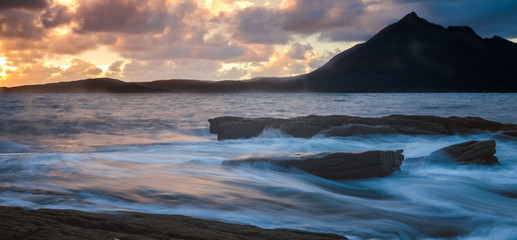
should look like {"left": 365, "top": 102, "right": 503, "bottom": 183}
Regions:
{"left": 415, "top": 140, "right": 498, "bottom": 165}
{"left": 209, "top": 115, "right": 516, "bottom": 140}
{"left": 223, "top": 150, "right": 404, "bottom": 180}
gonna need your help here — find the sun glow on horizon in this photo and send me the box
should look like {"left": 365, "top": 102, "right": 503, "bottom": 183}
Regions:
{"left": 0, "top": 57, "right": 17, "bottom": 77}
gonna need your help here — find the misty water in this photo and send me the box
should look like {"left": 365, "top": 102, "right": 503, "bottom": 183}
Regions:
{"left": 1, "top": 93, "right": 517, "bottom": 239}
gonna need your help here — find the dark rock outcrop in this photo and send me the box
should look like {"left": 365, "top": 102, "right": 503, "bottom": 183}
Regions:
{"left": 414, "top": 140, "right": 498, "bottom": 165}
{"left": 209, "top": 117, "right": 286, "bottom": 140}
{"left": 223, "top": 140, "right": 498, "bottom": 180}
{"left": 223, "top": 150, "right": 404, "bottom": 180}
{"left": 0, "top": 206, "right": 347, "bottom": 240}
{"left": 209, "top": 115, "right": 517, "bottom": 140}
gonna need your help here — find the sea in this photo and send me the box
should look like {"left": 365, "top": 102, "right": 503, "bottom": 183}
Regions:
{"left": 1, "top": 93, "right": 516, "bottom": 240}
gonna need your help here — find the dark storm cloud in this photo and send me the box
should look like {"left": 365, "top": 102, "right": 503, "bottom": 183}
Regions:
{"left": 233, "top": 0, "right": 370, "bottom": 43}
{"left": 280, "top": 0, "right": 365, "bottom": 33}
{"left": 0, "top": 10, "right": 45, "bottom": 39}
{"left": 74, "top": 0, "right": 168, "bottom": 34}
{"left": 0, "top": 0, "right": 47, "bottom": 11}
{"left": 40, "top": 4, "right": 72, "bottom": 28}
{"left": 233, "top": 7, "right": 290, "bottom": 44}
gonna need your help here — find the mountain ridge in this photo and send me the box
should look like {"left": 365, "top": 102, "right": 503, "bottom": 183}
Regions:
{"left": 2, "top": 12, "right": 516, "bottom": 93}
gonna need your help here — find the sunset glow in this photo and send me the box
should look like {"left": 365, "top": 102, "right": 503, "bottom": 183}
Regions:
{"left": 0, "top": 0, "right": 516, "bottom": 87}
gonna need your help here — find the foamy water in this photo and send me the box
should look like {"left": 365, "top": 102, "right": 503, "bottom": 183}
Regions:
{"left": 1, "top": 93, "right": 516, "bottom": 239}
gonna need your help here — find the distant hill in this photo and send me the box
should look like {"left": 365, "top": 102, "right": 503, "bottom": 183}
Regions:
{"left": 2, "top": 12, "right": 516, "bottom": 93}
{"left": 134, "top": 77, "right": 302, "bottom": 93}
{"left": 0, "top": 78, "right": 152, "bottom": 93}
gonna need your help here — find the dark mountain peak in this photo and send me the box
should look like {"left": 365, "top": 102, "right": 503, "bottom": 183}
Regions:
{"left": 365, "top": 12, "right": 444, "bottom": 44}
{"left": 399, "top": 11, "right": 422, "bottom": 23}
{"left": 306, "top": 12, "right": 517, "bottom": 92}
{"left": 395, "top": 11, "right": 440, "bottom": 29}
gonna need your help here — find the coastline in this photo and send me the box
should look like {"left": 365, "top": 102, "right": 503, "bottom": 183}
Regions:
{"left": 0, "top": 205, "right": 347, "bottom": 240}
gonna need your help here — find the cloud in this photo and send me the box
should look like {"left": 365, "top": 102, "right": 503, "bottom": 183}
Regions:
{"left": 308, "top": 48, "right": 342, "bottom": 69}
{"left": 121, "top": 59, "right": 222, "bottom": 81}
{"left": 216, "top": 66, "right": 248, "bottom": 80}
{"left": 73, "top": 0, "right": 169, "bottom": 34}
{"left": 0, "top": 61, "right": 60, "bottom": 87}
{"left": 0, "top": 0, "right": 48, "bottom": 11}
{"left": 0, "top": 9, "right": 46, "bottom": 39}
{"left": 280, "top": 0, "right": 365, "bottom": 34}
{"left": 231, "top": 0, "right": 378, "bottom": 43}
{"left": 40, "top": 4, "right": 72, "bottom": 28}
{"left": 108, "top": 60, "right": 124, "bottom": 72}
{"left": 249, "top": 42, "right": 319, "bottom": 78}
{"left": 287, "top": 42, "right": 313, "bottom": 60}
{"left": 0, "top": 48, "right": 45, "bottom": 65}
{"left": 233, "top": 7, "right": 289, "bottom": 44}
{"left": 59, "top": 58, "right": 103, "bottom": 79}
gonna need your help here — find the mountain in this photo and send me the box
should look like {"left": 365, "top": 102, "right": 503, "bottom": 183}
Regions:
{"left": 297, "top": 12, "right": 517, "bottom": 92}
{"left": 1, "top": 12, "right": 516, "bottom": 93}
{"left": 0, "top": 78, "right": 152, "bottom": 93}
{"left": 138, "top": 12, "right": 517, "bottom": 93}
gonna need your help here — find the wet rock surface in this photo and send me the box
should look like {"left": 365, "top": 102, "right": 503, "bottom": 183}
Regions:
{"left": 223, "top": 140, "right": 499, "bottom": 180}
{"left": 209, "top": 115, "right": 517, "bottom": 140}
{"left": 224, "top": 150, "right": 404, "bottom": 180}
{"left": 415, "top": 140, "right": 499, "bottom": 165}
{"left": 0, "top": 206, "right": 347, "bottom": 240}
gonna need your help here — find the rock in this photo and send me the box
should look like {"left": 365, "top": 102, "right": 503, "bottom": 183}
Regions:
{"left": 209, "top": 117, "right": 286, "bottom": 140}
{"left": 277, "top": 115, "right": 352, "bottom": 138}
{"left": 320, "top": 124, "right": 398, "bottom": 136}
{"left": 502, "top": 130, "right": 517, "bottom": 137}
{"left": 208, "top": 115, "right": 515, "bottom": 140}
{"left": 414, "top": 140, "right": 498, "bottom": 165}
{"left": 223, "top": 140, "right": 498, "bottom": 180}
{"left": 0, "top": 206, "right": 347, "bottom": 240}
{"left": 223, "top": 150, "right": 404, "bottom": 180}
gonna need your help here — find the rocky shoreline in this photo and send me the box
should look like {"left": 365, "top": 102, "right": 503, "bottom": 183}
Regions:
{"left": 2, "top": 115, "right": 508, "bottom": 239}
{"left": 0, "top": 206, "right": 347, "bottom": 240}
{"left": 212, "top": 115, "right": 503, "bottom": 180}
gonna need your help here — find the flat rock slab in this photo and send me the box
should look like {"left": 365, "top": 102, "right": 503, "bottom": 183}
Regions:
{"left": 0, "top": 206, "right": 347, "bottom": 240}
{"left": 223, "top": 140, "right": 498, "bottom": 180}
{"left": 223, "top": 150, "right": 404, "bottom": 180}
{"left": 415, "top": 140, "right": 499, "bottom": 165}
{"left": 209, "top": 115, "right": 517, "bottom": 140}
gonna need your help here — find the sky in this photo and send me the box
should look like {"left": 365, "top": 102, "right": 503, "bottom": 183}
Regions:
{"left": 0, "top": 0, "right": 516, "bottom": 87}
